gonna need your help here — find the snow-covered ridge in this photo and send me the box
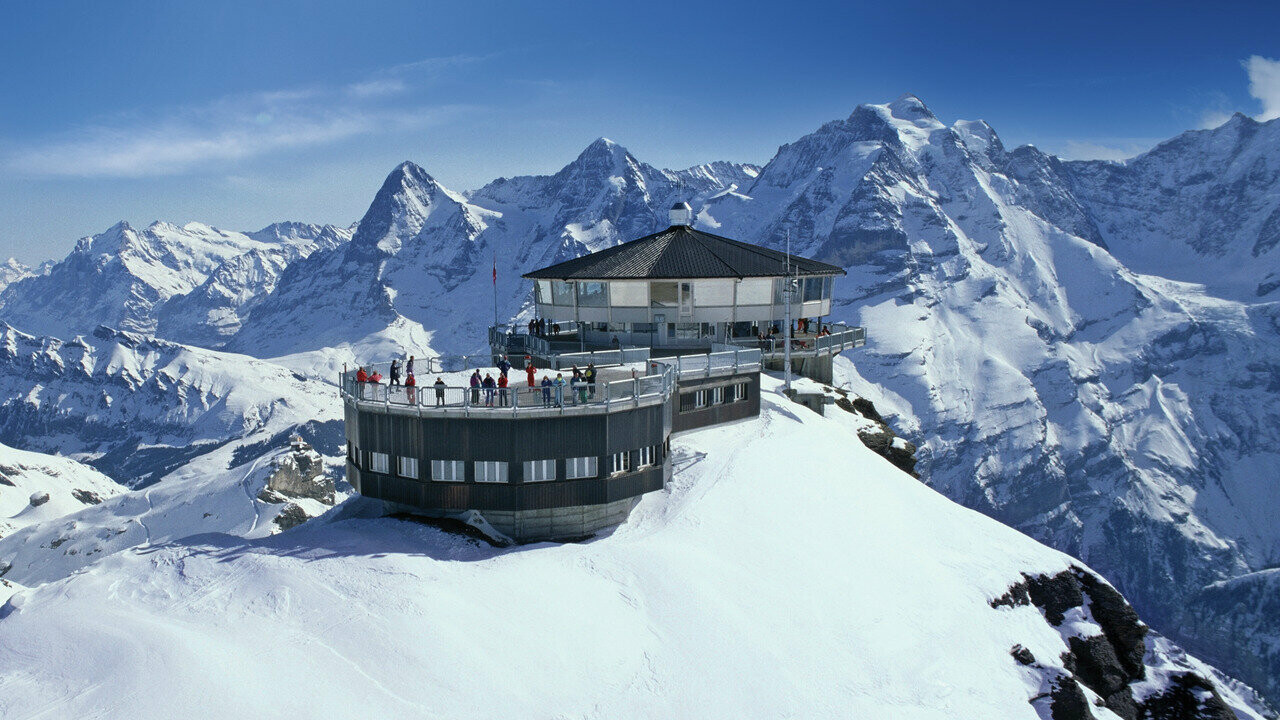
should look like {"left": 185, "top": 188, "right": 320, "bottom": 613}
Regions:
{"left": 0, "top": 376, "right": 1267, "bottom": 719}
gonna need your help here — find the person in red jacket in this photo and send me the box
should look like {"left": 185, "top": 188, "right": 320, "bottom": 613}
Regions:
{"left": 355, "top": 367, "right": 368, "bottom": 383}
{"left": 405, "top": 372, "right": 417, "bottom": 404}
{"left": 497, "top": 373, "right": 509, "bottom": 406}
{"left": 526, "top": 361, "right": 537, "bottom": 388}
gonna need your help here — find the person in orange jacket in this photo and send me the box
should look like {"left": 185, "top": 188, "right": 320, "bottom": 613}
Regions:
{"left": 497, "top": 373, "right": 509, "bottom": 407}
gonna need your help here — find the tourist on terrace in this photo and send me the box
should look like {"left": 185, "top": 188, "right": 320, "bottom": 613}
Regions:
{"left": 405, "top": 373, "right": 416, "bottom": 403}
{"left": 482, "top": 373, "right": 496, "bottom": 406}
{"left": 496, "top": 355, "right": 511, "bottom": 378}
{"left": 526, "top": 361, "right": 536, "bottom": 388}
{"left": 369, "top": 370, "right": 383, "bottom": 384}
{"left": 585, "top": 363, "right": 597, "bottom": 399}
{"left": 469, "top": 370, "right": 481, "bottom": 404}
{"left": 434, "top": 377, "right": 446, "bottom": 407}
{"left": 355, "top": 367, "right": 368, "bottom": 383}
{"left": 497, "top": 373, "right": 509, "bottom": 406}
{"left": 389, "top": 359, "right": 401, "bottom": 385}
{"left": 553, "top": 373, "right": 566, "bottom": 407}
{"left": 406, "top": 355, "right": 415, "bottom": 376}
{"left": 576, "top": 376, "right": 588, "bottom": 404}
{"left": 541, "top": 375, "right": 553, "bottom": 407}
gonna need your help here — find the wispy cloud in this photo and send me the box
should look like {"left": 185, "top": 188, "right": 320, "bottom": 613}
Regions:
{"left": 6, "top": 56, "right": 479, "bottom": 178}
{"left": 1245, "top": 55, "right": 1280, "bottom": 121}
{"left": 1056, "top": 139, "right": 1155, "bottom": 162}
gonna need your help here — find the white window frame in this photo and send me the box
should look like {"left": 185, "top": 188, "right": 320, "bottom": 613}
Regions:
{"left": 369, "top": 451, "right": 390, "bottom": 474}
{"left": 711, "top": 386, "right": 725, "bottom": 404}
{"left": 611, "top": 451, "right": 631, "bottom": 475}
{"left": 638, "top": 446, "right": 654, "bottom": 467}
{"left": 398, "top": 456, "right": 419, "bottom": 479}
{"left": 732, "top": 382, "right": 747, "bottom": 402}
{"left": 523, "top": 459, "right": 556, "bottom": 483}
{"left": 475, "top": 461, "right": 509, "bottom": 483}
{"left": 431, "top": 459, "right": 465, "bottom": 482}
{"left": 566, "top": 456, "right": 598, "bottom": 480}
{"left": 695, "top": 390, "right": 709, "bottom": 408}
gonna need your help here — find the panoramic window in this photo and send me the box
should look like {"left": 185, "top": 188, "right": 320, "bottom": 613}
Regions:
{"left": 369, "top": 451, "right": 390, "bottom": 474}
{"left": 576, "top": 281, "right": 608, "bottom": 307}
{"left": 803, "top": 277, "right": 824, "bottom": 302}
{"left": 610, "top": 280, "right": 647, "bottom": 306}
{"left": 611, "top": 451, "right": 631, "bottom": 475}
{"left": 566, "top": 456, "right": 598, "bottom": 479}
{"left": 650, "top": 281, "right": 678, "bottom": 307}
{"left": 523, "top": 459, "right": 556, "bottom": 483}
{"left": 431, "top": 459, "right": 465, "bottom": 482}
{"left": 551, "top": 280, "right": 575, "bottom": 306}
{"left": 475, "top": 461, "right": 509, "bottom": 483}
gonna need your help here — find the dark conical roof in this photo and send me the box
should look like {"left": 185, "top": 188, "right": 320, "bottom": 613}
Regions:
{"left": 523, "top": 225, "right": 845, "bottom": 281}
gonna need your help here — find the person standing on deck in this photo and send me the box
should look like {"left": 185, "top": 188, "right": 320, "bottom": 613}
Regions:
{"left": 552, "top": 373, "right": 566, "bottom": 407}
{"left": 482, "top": 373, "right": 496, "bottom": 406}
{"left": 469, "top": 370, "right": 481, "bottom": 405}
{"left": 497, "top": 373, "right": 509, "bottom": 406}
{"left": 434, "top": 377, "right": 447, "bottom": 407}
{"left": 541, "top": 375, "right": 553, "bottom": 407}
{"left": 405, "top": 373, "right": 416, "bottom": 403}
{"left": 585, "top": 363, "right": 597, "bottom": 399}
{"left": 356, "top": 367, "right": 368, "bottom": 383}
{"left": 389, "top": 359, "right": 401, "bottom": 385}
{"left": 406, "top": 355, "right": 415, "bottom": 377}
{"left": 496, "top": 355, "right": 511, "bottom": 379}
{"left": 526, "top": 361, "right": 537, "bottom": 388}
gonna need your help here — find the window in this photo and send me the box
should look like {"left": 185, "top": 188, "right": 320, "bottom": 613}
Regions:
{"left": 369, "top": 451, "right": 390, "bottom": 474}
{"left": 566, "top": 456, "right": 598, "bottom": 480}
{"left": 674, "top": 322, "right": 700, "bottom": 339}
{"left": 576, "top": 281, "right": 608, "bottom": 307}
{"left": 822, "top": 276, "right": 833, "bottom": 300}
{"left": 610, "top": 281, "right": 647, "bottom": 306}
{"left": 695, "top": 390, "right": 709, "bottom": 408}
{"left": 523, "top": 459, "right": 556, "bottom": 483}
{"left": 731, "top": 382, "right": 748, "bottom": 402}
{"left": 650, "top": 281, "right": 678, "bottom": 307}
{"left": 803, "top": 276, "right": 824, "bottom": 302}
{"left": 551, "top": 280, "right": 576, "bottom": 306}
{"left": 611, "top": 451, "right": 631, "bottom": 475}
{"left": 774, "top": 277, "right": 799, "bottom": 304}
{"left": 680, "top": 392, "right": 696, "bottom": 413}
{"left": 398, "top": 456, "right": 419, "bottom": 479}
{"left": 431, "top": 459, "right": 465, "bottom": 482}
{"left": 638, "top": 446, "right": 654, "bottom": 467}
{"left": 631, "top": 322, "right": 656, "bottom": 334}
{"left": 736, "top": 277, "right": 772, "bottom": 305}
{"left": 711, "top": 386, "right": 725, "bottom": 404}
{"left": 475, "top": 461, "right": 509, "bottom": 483}
{"left": 535, "top": 280, "right": 552, "bottom": 304}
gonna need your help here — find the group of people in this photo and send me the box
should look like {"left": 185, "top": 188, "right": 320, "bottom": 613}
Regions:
{"left": 526, "top": 318, "right": 562, "bottom": 337}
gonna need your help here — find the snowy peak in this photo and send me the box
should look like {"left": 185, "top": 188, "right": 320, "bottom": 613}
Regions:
{"left": 350, "top": 161, "right": 477, "bottom": 255}
{"left": 885, "top": 92, "right": 943, "bottom": 128}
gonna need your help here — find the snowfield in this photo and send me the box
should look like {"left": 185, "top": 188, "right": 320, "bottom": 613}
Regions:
{"left": 0, "top": 377, "right": 1266, "bottom": 719}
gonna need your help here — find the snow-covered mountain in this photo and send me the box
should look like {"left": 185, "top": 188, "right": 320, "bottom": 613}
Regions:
{"left": 0, "top": 378, "right": 1268, "bottom": 719}
{"left": 0, "top": 220, "right": 351, "bottom": 342}
{"left": 228, "top": 142, "right": 760, "bottom": 358}
{"left": 1, "top": 95, "right": 1278, "bottom": 705}
{"left": 0, "top": 323, "right": 341, "bottom": 487}
{"left": 0, "top": 440, "right": 123, "bottom": 542}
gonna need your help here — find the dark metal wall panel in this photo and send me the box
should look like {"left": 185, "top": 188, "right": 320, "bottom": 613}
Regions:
{"left": 671, "top": 371, "right": 762, "bottom": 433}
{"left": 351, "top": 464, "right": 665, "bottom": 512}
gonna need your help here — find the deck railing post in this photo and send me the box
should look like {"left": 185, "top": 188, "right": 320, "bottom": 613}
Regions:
{"left": 633, "top": 378, "right": 639, "bottom": 407}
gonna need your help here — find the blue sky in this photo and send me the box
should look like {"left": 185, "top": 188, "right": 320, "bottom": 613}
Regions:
{"left": 2, "top": 0, "right": 1278, "bottom": 263}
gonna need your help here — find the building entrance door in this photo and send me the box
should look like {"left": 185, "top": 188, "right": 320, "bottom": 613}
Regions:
{"left": 679, "top": 282, "right": 693, "bottom": 319}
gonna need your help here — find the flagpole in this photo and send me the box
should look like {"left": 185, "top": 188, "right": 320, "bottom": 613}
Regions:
{"left": 493, "top": 251, "right": 499, "bottom": 331}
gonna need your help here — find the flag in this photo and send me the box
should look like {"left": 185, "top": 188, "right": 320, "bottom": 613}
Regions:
{"left": 492, "top": 255, "right": 497, "bottom": 284}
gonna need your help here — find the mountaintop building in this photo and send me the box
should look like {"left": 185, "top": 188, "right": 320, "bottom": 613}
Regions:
{"left": 524, "top": 203, "right": 846, "bottom": 350}
{"left": 341, "top": 204, "right": 864, "bottom": 543}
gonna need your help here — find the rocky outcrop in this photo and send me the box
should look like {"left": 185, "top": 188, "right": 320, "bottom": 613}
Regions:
{"left": 993, "top": 567, "right": 1248, "bottom": 720}
{"left": 260, "top": 438, "right": 333, "bottom": 505}
{"left": 271, "top": 503, "right": 308, "bottom": 532}
{"left": 830, "top": 392, "right": 919, "bottom": 477}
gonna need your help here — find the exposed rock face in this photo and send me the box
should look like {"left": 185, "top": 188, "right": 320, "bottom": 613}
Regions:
{"left": 28, "top": 492, "right": 49, "bottom": 507}
{"left": 832, "top": 394, "right": 919, "bottom": 477}
{"left": 262, "top": 438, "right": 333, "bottom": 505}
{"left": 992, "top": 567, "right": 1250, "bottom": 720}
{"left": 271, "top": 503, "right": 308, "bottom": 532}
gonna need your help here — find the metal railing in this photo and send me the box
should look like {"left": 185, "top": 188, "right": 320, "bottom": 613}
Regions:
{"left": 724, "top": 323, "right": 865, "bottom": 355}
{"left": 341, "top": 361, "right": 676, "bottom": 418}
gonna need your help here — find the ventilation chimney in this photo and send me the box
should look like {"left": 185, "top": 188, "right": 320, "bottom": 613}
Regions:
{"left": 669, "top": 201, "right": 692, "bottom": 227}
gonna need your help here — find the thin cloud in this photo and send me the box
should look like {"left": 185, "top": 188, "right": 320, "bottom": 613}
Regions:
{"left": 6, "top": 57, "right": 479, "bottom": 178}
{"left": 1056, "top": 139, "right": 1155, "bottom": 162}
{"left": 1245, "top": 55, "right": 1280, "bottom": 121}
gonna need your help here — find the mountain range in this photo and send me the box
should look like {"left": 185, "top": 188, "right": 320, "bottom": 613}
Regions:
{"left": 0, "top": 93, "right": 1277, "bottom": 710}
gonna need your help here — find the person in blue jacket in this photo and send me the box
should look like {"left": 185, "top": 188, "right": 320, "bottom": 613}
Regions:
{"left": 540, "top": 375, "right": 553, "bottom": 407}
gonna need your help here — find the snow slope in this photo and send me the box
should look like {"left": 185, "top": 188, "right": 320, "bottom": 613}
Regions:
{"left": 0, "top": 377, "right": 1265, "bottom": 720}
{"left": 0, "top": 441, "right": 122, "bottom": 541}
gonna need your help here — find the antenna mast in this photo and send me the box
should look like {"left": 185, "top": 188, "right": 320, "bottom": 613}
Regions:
{"left": 784, "top": 230, "right": 793, "bottom": 394}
